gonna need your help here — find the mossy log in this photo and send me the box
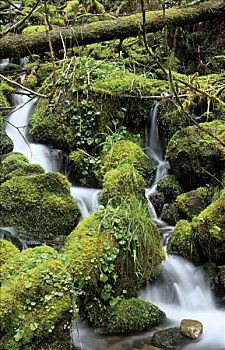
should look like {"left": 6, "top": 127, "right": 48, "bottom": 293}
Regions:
{"left": 0, "top": 0, "right": 224, "bottom": 59}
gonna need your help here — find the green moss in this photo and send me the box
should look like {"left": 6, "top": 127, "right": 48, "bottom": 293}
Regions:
{"left": 192, "top": 192, "right": 225, "bottom": 263}
{"left": 0, "top": 259, "right": 74, "bottom": 350}
{"left": 0, "top": 240, "right": 20, "bottom": 268}
{"left": 166, "top": 120, "right": 225, "bottom": 190}
{"left": 0, "top": 173, "right": 81, "bottom": 240}
{"left": 98, "top": 140, "right": 155, "bottom": 185}
{"left": 22, "top": 25, "right": 46, "bottom": 35}
{"left": 24, "top": 74, "right": 38, "bottom": 89}
{"left": 168, "top": 219, "right": 200, "bottom": 262}
{"left": 68, "top": 150, "right": 100, "bottom": 187}
{"left": 219, "top": 266, "right": 225, "bottom": 303}
{"left": 1, "top": 245, "right": 58, "bottom": 285}
{"left": 100, "top": 163, "right": 146, "bottom": 206}
{"left": 65, "top": 200, "right": 163, "bottom": 300}
{"left": 86, "top": 297, "right": 165, "bottom": 335}
{"left": 0, "top": 115, "right": 13, "bottom": 156}
{"left": 176, "top": 187, "right": 211, "bottom": 221}
{"left": 0, "top": 152, "right": 44, "bottom": 184}
{"left": 157, "top": 175, "right": 182, "bottom": 203}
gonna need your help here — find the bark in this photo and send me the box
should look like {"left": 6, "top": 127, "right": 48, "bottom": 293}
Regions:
{"left": 0, "top": 0, "right": 224, "bottom": 59}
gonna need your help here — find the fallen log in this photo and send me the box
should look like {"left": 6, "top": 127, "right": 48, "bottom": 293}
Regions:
{"left": 0, "top": 0, "right": 224, "bottom": 59}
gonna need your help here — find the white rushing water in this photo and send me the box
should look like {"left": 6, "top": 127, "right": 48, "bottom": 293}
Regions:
{"left": 140, "top": 101, "right": 225, "bottom": 350}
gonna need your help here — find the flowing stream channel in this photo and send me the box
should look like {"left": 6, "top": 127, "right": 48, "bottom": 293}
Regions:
{"left": 1, "top": 59, "right": 225, "bottom": 350}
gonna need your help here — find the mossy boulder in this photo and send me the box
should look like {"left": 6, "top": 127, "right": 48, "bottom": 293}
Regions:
{"left": 166, "top": 120, "right": 225, "bottom": 190}
{"left": 64, "top": 200, "right": 164, "bottom": 301}
{"left": 0, "top": 172, "right": 81, "bottom": 241}
{"left": 0, "top": 258, "right": 74, "bottom": 350}
{"left": 168, "top": 220, "right": 200, "bottom": 262}
{"left": 176, "top": 187, "right": 211, "bottom": 221}
{"left": 157, "top": 175, "right": 183, "bottom": 203}
{"left": 193, "top": 192, "right": 225, "bottom": 264}
{"left": 1, "top": 245, "right": 58, "bottom": 285}
{"left": 98, "top": 140, "right": 155, "bottom": 185}
{"left": 22, "top": 25, "right": 46, "bottom": 35}
{"left": 169, "top": 192, "right": 225, "bottom": 264}
{"left": 0, "top": 115, "right": 13, "bottom": 156}
{"left": 100, "top": 163, "right": 146, "bottom": 206}
{"left": 85, "top": 297, "right": 165, "bottom": 335}
{"left": 0, "top": 239, "right": 20, "bottom": 268}
{"left": 0, "top": 152, "right": 44, "bottom": 184}
{"left": 68, "top": 150, "right": 100, "bottom": 187}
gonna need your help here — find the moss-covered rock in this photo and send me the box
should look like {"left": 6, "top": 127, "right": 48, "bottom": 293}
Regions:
{"left": 0, "top": 172, "right": 81, "bottom": 240}
{"left": 1, "top": 245, "right": 58, "bottom": 285}
{"left": 64, "top": 200, "right": 164, "bottom": 301}
{"left": 168, "top": 220, "right": 200, "bottom": 262}
{"left": 0, "top": 239, "right": 20, "bottom": 268}
{"left": 169, "top": 192, "right": 225, "bottom": 264}
{"left": 68, "top": 149, "right": 100, "bottom": 187}
{"left": 100, "top": 163, "right": 146, "bottom": 206}
{"left": 85, "top": 297, "right": 165, "bottom": 335}
{"left": 0, "top": 152, "right": 44, "bottom": 184}
{"left": 98, "top": 140, "right": 155, "bottom": 185}
{"left": 176, "top": 187, "right": 211, "bottom": 221}
{"left": 193, "top": 192, "right": 225, "bottom": 264}
{"left": 0, "top": 115, "right": 13, "bottom": 156}
{"left": 0, "top": 258, "right": 74, "bottom": 350}
{"left": 157, "top": 175, "right": 183, "bottom": 203}
{"left": 166, "top": 120, "right": 225, "bottom": 190}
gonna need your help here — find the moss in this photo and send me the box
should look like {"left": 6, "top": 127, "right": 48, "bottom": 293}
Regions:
{"left": 157, "top": 175, "right": 182, "bottom": 203}
{"left": 204, "top": 263, "right": 225, "bottom": 305}
{"left": 168, "top": 220, "right": 200, "bottom": 262}
{"left": 219, "top": 266, "right": 225, "bottom": 303}
{"left": 22, "top": 25, "right": 46, "bottom": 35}
{"left": 0, "top": 152, "right": 44, "bottom": 184}
{"left": 0, "top": 173, "right": 81, "bottom": 240}
{"left": 166, "top": 120, "right": 225, "bottom": 190}
{"left": 192, "top": 192, "right": 225, "bottom": 263}
{"left": 0, "top": 259, "right": 74, "bottom": 350}
{"left": 98, "top": 140, "right": 155, "bottom": 185}
{"left": 1, "top": 245, "right": 58, "bottom": 285}
{"left": 100, "top": 163, "right": 146, "bottom": 206}
{"left": 0, "top": 115, "right": 13, "bottom": 156}
{"left": 0, "top": 240, "right": 20, "bottom": 268}
{"left": 176, "top": 187, "right": 211, "bottom": 221}
{"left": 86, "top": 297, "right": 165, "bottom": 335}
{"left": 24, "top": 74, "right": 38, "bottom": 89}
{"left": 64, "top": 200, "right": 163, "bottom": 300}
{"left": 68, "top": 150, "right": 100, "bottom": 187}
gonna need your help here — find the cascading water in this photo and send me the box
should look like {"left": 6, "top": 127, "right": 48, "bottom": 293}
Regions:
{"left": 2, "top": 57, "right": 224, "bottom": 349}
{"left": 140, "top": 101, "right": 225, "bottom": 350}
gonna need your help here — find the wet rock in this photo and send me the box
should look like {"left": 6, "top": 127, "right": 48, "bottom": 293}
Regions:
{"left": 161, "top": 203, "right": 180, "bottom": 225}
{"left": 151, "top": 327, "right": 196, "bottom": 349}
{"left": 180, "top": 319, "right": 203, "bottom": 339}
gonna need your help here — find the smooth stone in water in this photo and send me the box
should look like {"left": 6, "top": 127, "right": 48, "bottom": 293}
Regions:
{"left": 180, "top": 319, "right": 203, "bottom": 339}
{"left": 151, "top": 327, "right": 196, "bottom": 349}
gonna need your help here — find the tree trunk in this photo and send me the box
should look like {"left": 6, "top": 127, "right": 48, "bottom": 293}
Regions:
{"left": 0, "top": 0, "right": 224, "bottom": 59}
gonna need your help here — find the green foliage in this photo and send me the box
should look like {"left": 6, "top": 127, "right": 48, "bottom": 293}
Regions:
{"left": 157, "top": 175, "right": 182, "bottom": 203}
{"left": 85, "top": 297, "right": 165, "bottom": 335}
{"left": 0, "top": 257, "right": 75, "bottom": 350}
{"left": 100, "top": 163, "right": 146, "bottom": 206}
{"left": 1, "top": 245, "right": 58, "bottom": 284}
{"left": 0, "top": 240, "right": 20, "bottom": 268}
{"left": 0, "top": 153, "right": 44, "bottom": 184}
{"left": 0, "top": 173, "right": 81, "bottom": 240}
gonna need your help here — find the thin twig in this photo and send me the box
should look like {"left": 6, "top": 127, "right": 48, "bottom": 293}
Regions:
{"left": 0, "top": 73, "right": 48, "bottom": 98}
{"left": 5, "top": 96, "right": 36, "bottom": 119}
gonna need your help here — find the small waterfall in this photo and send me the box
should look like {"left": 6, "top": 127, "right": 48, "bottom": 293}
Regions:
{"left": 141, "top": 101, "right": 225, "bottom": 350}
{"left": 70, "top": 186, "right": 101, "bottom": 219}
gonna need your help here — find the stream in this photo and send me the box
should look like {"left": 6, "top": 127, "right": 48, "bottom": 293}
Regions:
{"left": 1, "top": 59, "right": 225, "bottom": 350}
